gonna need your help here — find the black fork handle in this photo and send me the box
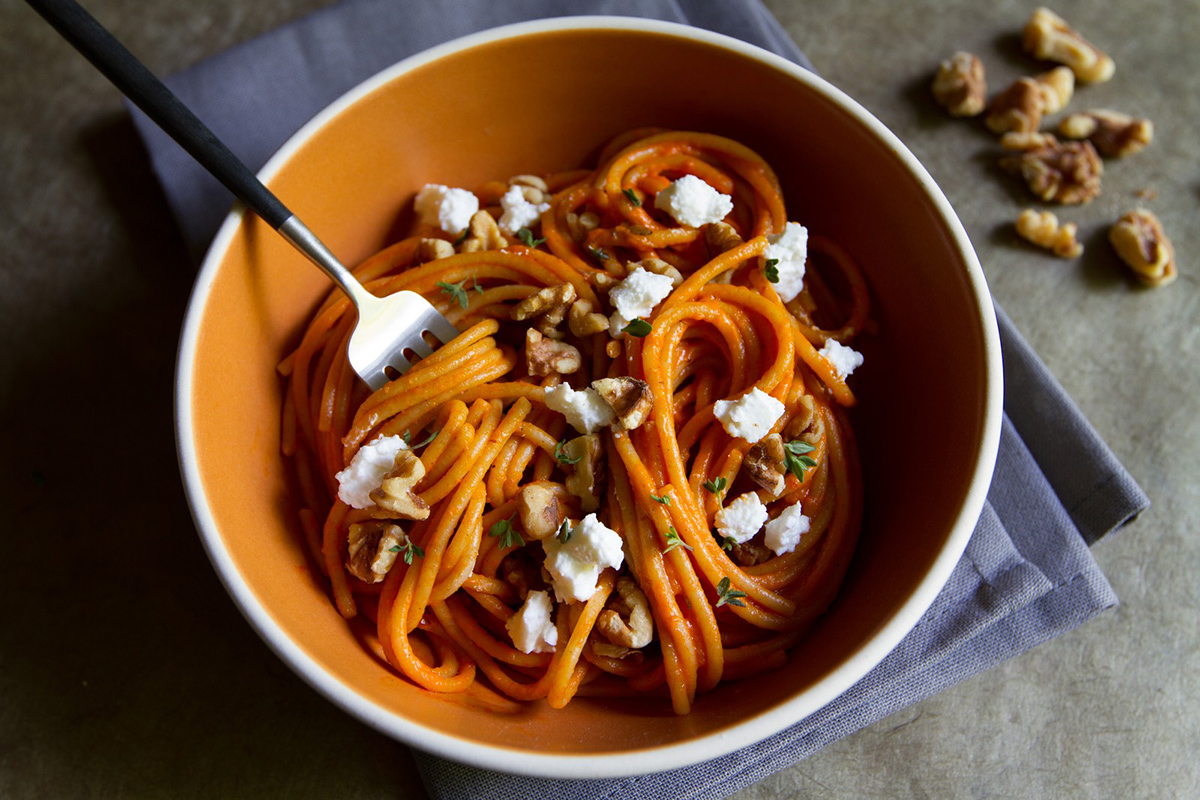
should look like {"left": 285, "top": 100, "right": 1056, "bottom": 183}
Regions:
{"left": 25, "top": 0, "right": 293, "bottom": 230}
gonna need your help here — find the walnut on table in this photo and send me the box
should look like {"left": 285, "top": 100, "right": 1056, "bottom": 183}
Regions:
{"left": 1015, "top": 209, "right": 1083, "bottom": 258}
{"left": 986, "top": 77, "right": 1044, "bottom": 135}
{"left": 1000, "top": 131, "right": 1060, "bottom": 151}
{"left": 1058, "top": 110, "right": 1153, "bottom": 158}
{"left": 1022, "top": 7, "right": 1115, "bottom": 84}
{"left": 932, "top": 51, "right": 987, "bottom": 117}
{"left": 1000, "top": 139, "right": 1103, "bottom": 205}
{"left": 1032, "top": 66, "right": 1075, "bottom": 114}
{"left": 1108, "top": 209, "right": 1177, "bottom": 287}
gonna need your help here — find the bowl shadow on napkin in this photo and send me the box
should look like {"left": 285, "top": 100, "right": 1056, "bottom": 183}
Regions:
{"left": 0, "top": 114, "right": 424, "bottom": 798}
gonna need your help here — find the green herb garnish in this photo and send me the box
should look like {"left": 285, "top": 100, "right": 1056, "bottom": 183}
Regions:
{"left": 587, "top": 246, "right": 610, "bottom": 262}
{"left": 554, "top": 439, "right": 583, "bottom": 465}
{"left": 403, "top": 429, "right": 439, "bottom": 449}
{"left": 388, "top": 538, "right": 425, "bottom": 565}
{"left": 650, "top": 492, "right": 672, "bottom": 506}
{"left": 436, "top": 279, "right": 471, "bottom": 309}
{"left": 764, "top": 258, "right": 780, "bottom": 284}
{"left": 783, "top": 440, "right": 818, "bottom": 481}
{"left": 663, "top": 526, "right": 692, "bottom": 554}
{"left": 715, "top": 576, "right": 747, "bottom": 608}
{"left": 488, "top": 516, "right": 524, "bottom": 549}
{"left": 622, "top": 319, "right": 652, "bottom": 337}
{"left": 556, "top": 520, "right": 573, "bottom": 544}
{"left": 702, "top": 476, "right": 727, "bottom": 495}
{"left": 717, "top": 534, "right": 735, "bottom": 552}
{"left": 517, "top": 227, "right": 546, "bottom": 248}
{"left": 622, "top": 188, "right": 642, "bottom": 207}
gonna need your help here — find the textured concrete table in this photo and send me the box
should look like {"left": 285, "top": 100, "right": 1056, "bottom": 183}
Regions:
{"left": 1, "top": 1, "right": 1196, "bottom": 797}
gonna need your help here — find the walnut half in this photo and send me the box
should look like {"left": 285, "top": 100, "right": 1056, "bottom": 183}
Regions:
{"left": 596, "top": 576, "right": 653, "bottom": 650}
{"left": 744, "top": 433, "right": 787, "bottom": 497}
{"left": 346, "top": 521, "right": 405, "bottom": 584}
{"left": 591, "top": 377, "right": 653, "bottom": 431}
{"left": 1000, "top": 140, "right": 1102, "bottom": 205}
{"left": 1058, "top": 110, "right": 1153, "bottom": 158}
{"left": 517, "top": 482, "right": 568, "bottom": 540}
{"left": 986, "top": 78, "right": 1044, "bottom": 135}
{"left": 525, "top": 329, "right": 582, "bottom": 377}
{"left": 931, "top": 51, "right": 987, "bottom": 117}
{"left": 1022, "top": 7, "right": 1115, "bottom": 84}
{"left": 1109, "top": 209, "right": 1177, "bottom": 287}
{"left": 368, "top": 450, "right": 430, "bottom": 520}
{"left": 562, "top": 434, "right": 603, "bottom": 513}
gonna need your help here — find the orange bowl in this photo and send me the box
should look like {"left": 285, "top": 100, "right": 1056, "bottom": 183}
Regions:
{"left": 177, "top": 18, "right": 1002, "bottom": 778}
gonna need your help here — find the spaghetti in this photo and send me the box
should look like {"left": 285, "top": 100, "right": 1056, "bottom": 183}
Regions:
{"left": 280, "top": 130, "right": 869, "bottom": 714}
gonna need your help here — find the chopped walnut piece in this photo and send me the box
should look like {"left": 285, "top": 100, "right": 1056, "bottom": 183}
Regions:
{"left": 458, "top": 209, "right": 508, "bottom": 252}
{"left": 1109, "top": 209, "right": 1177, "bottom": 287}
{"left": 416, "top": 238, "right": 454, "bottom": 263}
{"left": 368, "top": 450, "right": 431, "bottom": 520}
{"left": 525, "top": 329, "right": 582, "bottom": 377}
{"left": 931, "top": 51, "right": 987, "bottom": 117}
{"left": 517, "top": 482, "right": 568, "bottom": 540}
{"left": 499, "top": 550, "right": 543, "bottom": 600}
{"left": 346, "top": 521, "right": 405, "bottom": 584}
{"left": 744, "top": 433, "right": 788, "bottom": 496}
{"left": 591, "top": 377, "right": 654, "bottom": 431}
{"left": 1000, "top": 131, "right": 1060, "bottom": 151}
{"left": 1032, "top": 66, "right": 1075, "bottom": 115}
{"left": 784, "top": 395, "right": 817, "bottom": 440}
{"left": 729, "top": 540, "right": 773, "bottom": 567}
{"left": 1058, "top": 110, "right": 1153, "bottom": 158}
{"left": 1015, "top": 209, "right": 1083, "bottom": 258}
{"left": 605, "top": 339, "right": 621, "bottom": 358}
{"left": 1023, "top": 8, "right": 1115, "bottom": 84}
{"left": 632, "top": 257, "right": 684, "bottom": 287}
{"left": 566, "top": 210, "right": 601, "bottom": 242}
{"left": 562, "top": 434, "right": 603, "bottom": 513}
{"left": 508, "top": 174, "right": 548, "bottom": 204}
{"left": 1000, "top": 140, "right": 1102, "bottom": 205}
{"left": 705, "top": 221, "right": 745, "bottom": 254}
{"left": 589, "top": 271, "right": 619, "bottom": 294}
{"left": 511, "top": 283, "right": 577, "bottom": 325}
{"left": 986, "top": 78, "right": 1044, "bottom": 135}
{"left": 596, "top": 576, "right": 653, "bottom": 649}
{"left": 567, "top": 299, "right": 610, "bottom": 337}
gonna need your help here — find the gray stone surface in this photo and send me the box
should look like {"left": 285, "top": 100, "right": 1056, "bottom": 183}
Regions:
{"left": 0, "top": 0, "right": 1195, "bottom": 797}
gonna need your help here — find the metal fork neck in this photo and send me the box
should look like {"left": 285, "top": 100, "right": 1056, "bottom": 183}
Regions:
{"left": 278, "top": 215, "right": 377, "bottom": 310}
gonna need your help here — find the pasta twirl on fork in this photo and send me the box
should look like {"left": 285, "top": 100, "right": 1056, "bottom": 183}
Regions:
{"left": 279, "top": 129, "right": 870, "bottom": 715}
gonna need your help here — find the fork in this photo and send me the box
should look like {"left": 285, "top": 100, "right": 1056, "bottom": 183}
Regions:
{"left": 27, "top": 0, "right": 461, "bottom": 391}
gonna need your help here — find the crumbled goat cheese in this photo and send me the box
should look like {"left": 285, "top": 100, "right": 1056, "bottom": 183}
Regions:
{"left": 712, "top": 387, "right": 785, "bottom": 443}
{"left": 819, "top": 339, "right": 864, "bottom": 379}
{"left": 764, "top": 221, "right": 809, "bottom": 303}
{"left": 714, "top": 492, "right": 769, "bottom": 544}
{"left": 335, "top": 435, "right": 408, "bottom": 509}
{"left": 506, "top": 590, "right": 558, "bottom": 653}
{"left": 653, "top": 174, "right": 734, "bottom": 227}
{"left": 543, "top": 384, "right": 616, "bottom": 434}
{"left": 542, "top": 514, "right": 625, "bottom": 602}
{"left": 414, "top": 183, "right": 479, "bottom": 235}
{"left": 764, "top": 502, "right": 810, "bottom": 556}
{"left": 497, "top": 184, "right": 550, "bottom": 235}
{"left": 607, "top": 267, "right": 675, "bottom": 336}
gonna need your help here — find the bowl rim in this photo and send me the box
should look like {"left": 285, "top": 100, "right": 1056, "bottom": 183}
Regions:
{"left": 175, "top": 15, "right": 1003, "bottom": 780}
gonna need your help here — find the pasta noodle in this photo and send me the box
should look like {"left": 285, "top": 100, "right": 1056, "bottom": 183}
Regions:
{"left": 280, "top": 130, "right": 869, "bottom": 714}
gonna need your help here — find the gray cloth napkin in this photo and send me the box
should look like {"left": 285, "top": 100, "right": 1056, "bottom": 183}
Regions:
{"left": 128, "top": 1, "right": 1150, "bottom": 797}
